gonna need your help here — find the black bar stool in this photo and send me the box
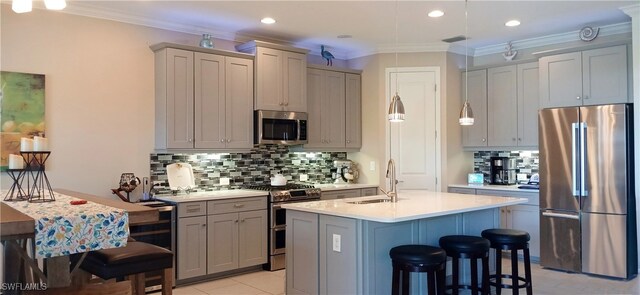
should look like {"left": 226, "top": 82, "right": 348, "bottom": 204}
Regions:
{"left": 389, "top": 244, "right": 447, "bottom": 295}
{"left": 481, "top": 228, "right": 533, "bottom": 295}
{"left": 439, "top": 235, "right": 490, "bottom": 295}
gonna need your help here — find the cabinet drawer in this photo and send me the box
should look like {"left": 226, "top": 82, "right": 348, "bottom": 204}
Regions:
{"left": 448, "top": 187, "right": 477, "bottom": 195}
{"left": 476, "top": 189, "right": 539, "bottom": 205}
{"left": 361, "top": 187, "right": 379, "bottom": 196}
{"left": 208, "top": 197, "right": 267, "bottom": 214}
{"left": 321, "top": 189, "right": 361, "bottom": 200}
{"left": 178, "top": 202, "right": 207, "bottom": 217}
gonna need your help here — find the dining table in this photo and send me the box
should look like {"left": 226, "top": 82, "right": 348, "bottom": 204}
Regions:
{"left": 0, "top": 189, "right": 158, "bottom": 294}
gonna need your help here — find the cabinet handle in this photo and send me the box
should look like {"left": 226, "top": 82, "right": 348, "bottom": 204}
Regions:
{"left": 220, "top": 139, "right": 225, "bottom": 143}
{"left": 188, "top": 139, "right": 193, "bottom": 142}
{"left": 201, "top": 224, "right": 206, "bottom": 227}
{"left": 507, "top": 209, "right": 512, "bottom": 213}
{"left": 501, "top": 209, "right": 505, "bottom": 213}
{"left": 235, "top": 220, "right": 239, "bottom": 223}
{"left": 284, "top": 102, "right": 289, "bottom": 106}
{"left": 584, "top": 95, "right": 589, "bottom": 100}
{"left": 346, "top": 140, "right": 351, "bottom": 144}
{"left": 240, "top": 219, "right": 245, "bottom": 222}
{"left": 512, "top": 138, "right": 516, "bottom": 141}
{"left": 233, "top": 204, "right": 245, "bottom": 208}
{"left": 482, "top": 138, "right": 486, "bottom": 142}
{"left": 576, "top": 96, "right": 581, "bottom": 100}
{"left": 279, "top": 102, "right": 284, "bottom": 106}
{"left": 518, "top": 138, "right": 522, "bottom": 141}
{"left": 226, "top": 139, "right": 231, "bottom": 143}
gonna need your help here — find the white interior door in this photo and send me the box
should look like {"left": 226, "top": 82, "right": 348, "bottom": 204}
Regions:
{"left": 387, "top": 69, "right": 440, "bottom": 191}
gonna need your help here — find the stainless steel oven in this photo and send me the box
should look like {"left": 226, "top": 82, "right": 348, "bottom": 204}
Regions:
{"left": 244, "top": 184, "right": 320, "bottom": 271}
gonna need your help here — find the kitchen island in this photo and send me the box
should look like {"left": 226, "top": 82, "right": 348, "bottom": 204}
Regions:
{"left": 282, "top": 190, "right": 527, "bottom": 295}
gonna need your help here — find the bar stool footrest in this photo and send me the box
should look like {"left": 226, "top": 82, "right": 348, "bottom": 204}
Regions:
{"left": 489, "top": 274, "right": 531, "bottom": 289}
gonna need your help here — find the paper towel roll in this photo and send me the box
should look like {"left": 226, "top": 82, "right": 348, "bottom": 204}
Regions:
{"left": 33, "top": 136, "right": 48, "bottom": 151}
{"left": 20, "top": 138, "right": 33, "bottom": 151}
{"left": 8, "top": 154, "right": 24, "bottom": 169}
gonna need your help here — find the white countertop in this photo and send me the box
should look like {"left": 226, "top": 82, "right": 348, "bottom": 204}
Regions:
{"left": 449, "top": 184, "right": 539, "bottom": 193}
{"left": 155, "top": 189, "right": 268, "bottom": 203}
{"left": 313, "top": 183, "right": 378, "bottom": 191}
{"left": 282, "top": 190, "right": 527, "bottom": 223}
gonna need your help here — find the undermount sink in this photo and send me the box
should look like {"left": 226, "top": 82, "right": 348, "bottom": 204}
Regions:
{"left": 347, "top": 198, "right": 393, "bottom": 204}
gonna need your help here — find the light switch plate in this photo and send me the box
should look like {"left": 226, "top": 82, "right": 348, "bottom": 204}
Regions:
{"left": 369, "top": 161, "right": 376, "bottom": 171}
{"left": 332, "top": 234, "right": 341, "bottom": 252}
{"left": 300, "top": 174, "right": 308, "bottom": 181}
{"left": 220, "top": 177, "right": 230, "bottom": 185}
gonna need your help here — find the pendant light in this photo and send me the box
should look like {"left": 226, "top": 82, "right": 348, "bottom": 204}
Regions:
{"left": 387, "top": 0, "right": 405, "bottom": 122}
{"left": 459, "top": 0, "right": 475, "bottom": 126}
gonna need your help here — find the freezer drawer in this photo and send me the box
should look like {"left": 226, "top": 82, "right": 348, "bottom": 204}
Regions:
{"left": 540, "top": 210, "right": 581, "bottom": 273}
{"left": 581, "top": 213, "right": 627, "bottom": 278}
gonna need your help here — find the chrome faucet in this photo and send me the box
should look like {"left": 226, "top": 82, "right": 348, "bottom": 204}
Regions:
{"left": 379, "top": 159, "right": 399, "bottom": 202}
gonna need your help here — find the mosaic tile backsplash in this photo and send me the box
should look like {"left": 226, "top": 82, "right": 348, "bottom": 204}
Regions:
{"left": 150, "top": 145, "right": 346, "bottom": 194}
{"left": 473, "top": 151, "right": 539, "bottom": 184}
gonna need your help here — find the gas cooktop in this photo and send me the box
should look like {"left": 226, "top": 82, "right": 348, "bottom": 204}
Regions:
{"left": 244, "top": 183, "right": 320, "bottom": 202}
{"left": 243, "top": 183, "right": 316, "bottom": 191}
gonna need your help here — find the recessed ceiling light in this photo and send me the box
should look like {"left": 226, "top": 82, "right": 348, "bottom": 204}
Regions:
{"left": 337, "top": 35, "right": 352, "bottom": 39}
{"left": 505, "top": 20, "right": 521, "bottom": 27}
{"left": 261, "top": 17, "right": 276, "bottom": 24}
{"left": 428, "top": 10, "right": 445, "bottom": 18}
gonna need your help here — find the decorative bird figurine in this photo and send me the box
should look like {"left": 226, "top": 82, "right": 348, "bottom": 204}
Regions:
{"left": 321, "top": 45, "right": 335, "bottom": 66}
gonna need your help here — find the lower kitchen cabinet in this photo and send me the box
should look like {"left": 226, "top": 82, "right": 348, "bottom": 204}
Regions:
{"left": 176, "top": 196, "right": 267, "bottom": 280}
{"left": 177, "top": 216, "right": 207, "bottom": 279}
{"left": 208, "top": 210, "right": 267, "bottom": 274}
{"left": 320, "top": 187, "right": 379, "bottom": 200}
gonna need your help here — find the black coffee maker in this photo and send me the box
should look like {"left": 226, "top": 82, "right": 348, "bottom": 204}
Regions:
{"left": 490, "top": 157, "right": 517, "bottom": 185}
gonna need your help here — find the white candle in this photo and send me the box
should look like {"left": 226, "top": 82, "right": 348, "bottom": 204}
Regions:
{"left": 33, "top": 136, "right": 48, "bottom": 151}
{"left": 8, "top": 154, "right": 24, "bottom": 169}
{"left": 20, "top": 137, "right": 33, "bottom": 151}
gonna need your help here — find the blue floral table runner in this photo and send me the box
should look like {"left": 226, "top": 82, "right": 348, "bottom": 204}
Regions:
{"left": 2, "top": 192, "right": 129, "bottom": 258}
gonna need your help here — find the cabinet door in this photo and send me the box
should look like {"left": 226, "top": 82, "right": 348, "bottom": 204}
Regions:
{"left": 207, "top": 213, "right": 239, "bottom": 274}
{"left": 255, "top": 47, "right": 283, "bottom": 110}
{"left": 194, "top": 52, "right": 225, "bottom": 149}
{"left": 324, "top": 71, "right": 346, "bottom": 148}
{"left": 305, "top": 68, "right": 325, "bottom": 148}
{"left": 582, "top": 45, "right": 628, "bottom": 105}
{"left": 539, "top": 52, "right": 582, "bottom": 108}
{"left": 508, "top": 205, "right": 541, "bottom": 258}
{"left": 177, "top": 216, "right": 207, "bottom": 279}
{"left": 321, "top": 189, "right": 361, "bottom": 200}
{"left": 500, "top": 207, "right": 509, "bottom": 229}
{"left": 462, "top": 70, "right": 488, "bottom": 147}
{"left": 488, "top": 65, "right": 518, "bottom": 146}
{"left": 283, "top": 51, "right": 308, "bottom": 112}
{"left": 361, "top": 187, "right": 378, "bottom": 196}
{"left": 517, "top": 62, "right": 540, "bottom": 147}
{"left": 345, "top": 74, "right": 362, "bottom": 149}
{"left": 225, "top": 57, "right": 254, "bottom": 149}
{"left": 238, "top": 210, "right": 268, "bottom": 268}
{"left": 166, "top": 48, "right": 194, "bottom": 149}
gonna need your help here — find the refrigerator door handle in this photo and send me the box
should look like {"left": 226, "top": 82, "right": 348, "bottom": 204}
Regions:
{"left": 579, "top": 122, "right": 587, "bottom": 197}
{"left": 542, "top": 211, "right": 580, "bottom": 220}
{"left": 571, "top": 123, "right": 579, "bottom": 197}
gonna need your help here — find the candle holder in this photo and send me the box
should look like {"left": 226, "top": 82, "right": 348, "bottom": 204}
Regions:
{"left": 21, "top": 151, "right": 55, "bottom": 202}
{"left": 3, "top": 169, "right": 29, "bottom": 201}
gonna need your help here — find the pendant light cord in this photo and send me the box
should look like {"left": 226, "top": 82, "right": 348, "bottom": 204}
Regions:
{"left": 395, "top": 0, "right": 399, "bottom": 96}
{"left": 464, "top": 0, "right": 468, "bottom": 105}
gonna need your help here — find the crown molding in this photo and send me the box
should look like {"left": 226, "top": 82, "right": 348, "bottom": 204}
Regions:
{"left": 346, "top": 43, "right": 474, "bottom": 59}
{"left": 620, "top": 4, "right": 640, "bottom": 16}
{"left": 474, "top": 22, "right": 632, "bottom": 57}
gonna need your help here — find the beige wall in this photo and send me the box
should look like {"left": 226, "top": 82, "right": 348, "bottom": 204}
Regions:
{"left": 0, "top": 6, "right": 238, "bottom": 198}
{"left": 347, "top": 51, "right": 470, "bottom": 190}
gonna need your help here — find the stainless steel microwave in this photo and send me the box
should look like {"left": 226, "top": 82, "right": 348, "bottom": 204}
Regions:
{"left": 255, "top": 110, "right": 308, "bottom": 145}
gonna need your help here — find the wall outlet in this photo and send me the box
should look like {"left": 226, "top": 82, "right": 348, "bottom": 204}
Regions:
{"left": 220, "top": 177, "right": 230, "bottom": 185}
{"left": 369, "top": 161, "right": 376, "bottom": 171}
{"left": 300, "top": 174, "right": 308, "bottom": 181}
{"left": 332, "top": 234, "right": 341, "bottom": 252}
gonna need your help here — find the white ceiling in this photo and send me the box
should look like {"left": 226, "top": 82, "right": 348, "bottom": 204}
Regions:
{"left": 59, "top": 1, "right": 634, "bottom": 59}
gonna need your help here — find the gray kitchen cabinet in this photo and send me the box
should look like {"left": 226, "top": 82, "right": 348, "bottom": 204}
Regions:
{"left": 237, "top": 41, "right": 308, "bottom": 112}
{"left": 306, "top": 69, "right": 346, "bottom": 149}
{"left": 153, "top": 44, "right": 254, "bottom": 150}
{"left": 345, "top": 74, "right": 362, "bottom": 149}
{"left": 487, "top": 65, "right": 518, "bottom": 147}
{"left": 207, "top": 197, "right": 267, "bottom": 275}
{"left": 448, "top": 187, "right": 477, "bottom": 195}
{"left": 462, "top": 70, "right": 488, "bottom": 147}
{"left": 361, "top": 187, "right": 378, "bottom": 196}
{"left": 321, "top": 189, "right": 361, "bottom": 200}
{"left": 517, "top": 62, "right": 540, "bottom": 147}
{"left": 177, "top": 215, "right": 207, "bottom": 279}
{"left": 286, "top": 210, "right": 319, "bottom": 295}
{"left": 540, "top": 45, "right": 628, "bottom": 108}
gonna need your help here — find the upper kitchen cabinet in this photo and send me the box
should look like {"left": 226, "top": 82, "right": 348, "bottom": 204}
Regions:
{"left": 462, "top": 69, "right": 488, "bottom": 148}
{"left": 487, "top": 65, "right": 518, "bottom": 147}
{"left": 517, "top": 62, "right": 540, "bottom": 147}
{"left": 237, "top": 41, "right": 309, "bottom": 112}
{"left": 304, "top": 65, "right": 362, "bottom": 151}
{"left": 152, "top": 43, "right": 254, "bottom": 151}
{"left": 539, "top": 44, "right": 629, "bottom": 108}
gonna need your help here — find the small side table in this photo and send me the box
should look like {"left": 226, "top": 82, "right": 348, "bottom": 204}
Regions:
{"left": 3, "top": 169, "right": 28, "bottom": 201}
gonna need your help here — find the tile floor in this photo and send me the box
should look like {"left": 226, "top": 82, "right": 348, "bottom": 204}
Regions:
{"left": 171, "top": 259, "right": 640, "bottom": 295}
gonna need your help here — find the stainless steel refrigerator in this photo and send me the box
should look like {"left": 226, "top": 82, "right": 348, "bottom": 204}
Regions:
{"left": 539, "top": 104, "right": 637, "bottom": 279}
